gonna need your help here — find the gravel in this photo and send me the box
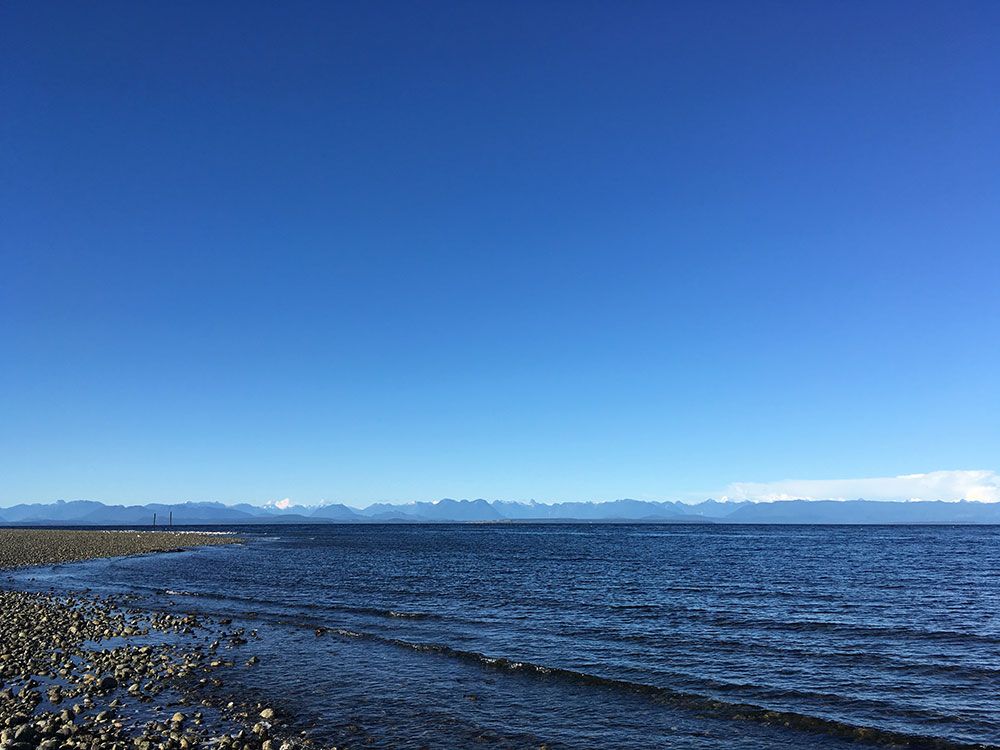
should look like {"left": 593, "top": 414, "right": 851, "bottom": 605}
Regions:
{"left": 0, "top": 530, "right": 327, "bottom": 750}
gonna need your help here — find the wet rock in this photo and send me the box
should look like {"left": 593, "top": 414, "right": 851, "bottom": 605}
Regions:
{"left": 0, "top": 532, "right": 326, "bottom": 750}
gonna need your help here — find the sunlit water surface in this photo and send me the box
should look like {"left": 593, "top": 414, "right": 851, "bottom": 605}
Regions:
{"left": 8, "top": 524, "right": 1000, "bottom": 749}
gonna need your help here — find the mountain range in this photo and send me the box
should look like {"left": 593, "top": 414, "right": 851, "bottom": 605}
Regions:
{"left": 1, "top": 498, "right": 999, "bottom": 525}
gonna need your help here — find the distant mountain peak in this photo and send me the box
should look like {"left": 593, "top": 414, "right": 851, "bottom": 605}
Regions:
{"left": 2, "top": 497, "right": 998, "bottom": 526}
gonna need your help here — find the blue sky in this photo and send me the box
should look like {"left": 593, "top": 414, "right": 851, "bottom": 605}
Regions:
{"left": 2, "top": 1, "right": 998, "bottom": 506}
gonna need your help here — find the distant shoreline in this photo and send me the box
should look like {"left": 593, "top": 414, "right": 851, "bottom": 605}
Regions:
{"left": 3, "top": 520, "right": 1000, "bottom": 531}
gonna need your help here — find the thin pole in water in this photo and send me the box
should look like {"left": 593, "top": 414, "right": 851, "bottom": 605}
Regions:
{"left": 153, "top": 512, "right": 156, "bottom": 528}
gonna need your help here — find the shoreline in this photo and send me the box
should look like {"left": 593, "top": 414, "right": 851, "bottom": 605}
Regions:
{"left": 0, "top": 529, "right": 317, "bottom": 750}
{"left": 0, "top": 529, "right": 243, "bottom": 571}
{"left": 4, "top": 528, "right": 995, "bottom": 750}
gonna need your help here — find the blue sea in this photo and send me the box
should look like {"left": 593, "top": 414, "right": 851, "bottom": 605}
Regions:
{"left": 6, "top": 525, "right": 1000, "bottom": 749}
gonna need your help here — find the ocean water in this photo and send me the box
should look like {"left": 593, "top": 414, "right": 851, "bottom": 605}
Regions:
{"left": 7, "top": 524, "right": 1000, "bottom": 749}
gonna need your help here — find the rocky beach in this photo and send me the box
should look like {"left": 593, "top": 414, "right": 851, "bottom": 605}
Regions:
{"left": 0, "top": 530, "right": 318, "bottom": 750}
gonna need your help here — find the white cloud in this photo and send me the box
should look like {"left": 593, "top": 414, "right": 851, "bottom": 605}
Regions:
{"left": 268, "top": 497, "right": 293, "bottom": 510}
{"left": 720, "top": 470, "right": 1000, "bottom": 503}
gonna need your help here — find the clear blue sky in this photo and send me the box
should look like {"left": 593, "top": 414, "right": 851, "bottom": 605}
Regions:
{"left": 2, "top": 1, "right": 998, "bottom": 506}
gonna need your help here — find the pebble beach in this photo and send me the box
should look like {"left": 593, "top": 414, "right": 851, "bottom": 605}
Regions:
{"left": 0, "top": 530, "right": 241, "bottom": 570}
{"left": 0, "top": 530, "right": 319, "bottom": 750}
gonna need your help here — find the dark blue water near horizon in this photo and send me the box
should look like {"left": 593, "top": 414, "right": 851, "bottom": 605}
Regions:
{"left": 6, "top": 524, "right": 1000, "bottom": 749}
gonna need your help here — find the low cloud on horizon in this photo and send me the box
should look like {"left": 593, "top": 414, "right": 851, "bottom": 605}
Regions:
{"left": 8, "top": 471, "right": 998, "bottom": 509}
{"left": 719, "top": 470, "right": 1000, "bottom": 503}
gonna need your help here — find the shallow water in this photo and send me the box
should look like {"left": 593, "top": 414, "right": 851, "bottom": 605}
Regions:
{"left": 7, "top": 524, "right": 1000, "bottom": 749}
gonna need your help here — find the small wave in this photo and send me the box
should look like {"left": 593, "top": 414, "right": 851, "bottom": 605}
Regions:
{"left": 309, "top": 627, "right": 996, "bottom": 750}
{"left": 334, "top": 628, "right": 365, "bottom": 638}
{"left": 695, "top": 611, "right": 1000, "bottom": 648}
{"left": 150, "top": 586, "right": 436, "bottom": 621}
